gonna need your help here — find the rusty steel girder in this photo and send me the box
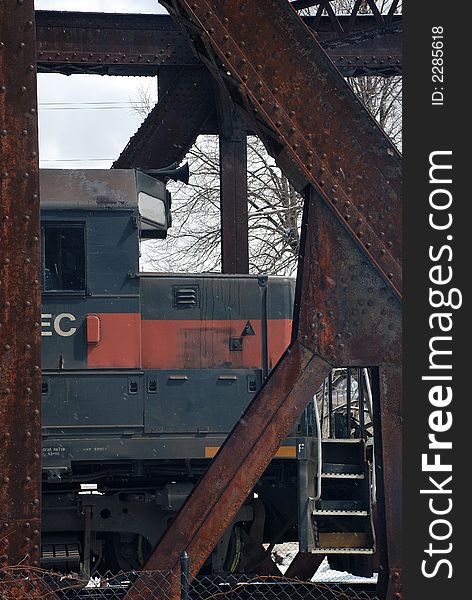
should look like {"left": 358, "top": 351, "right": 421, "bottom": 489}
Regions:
{"left": 376, "top": 366, "right": 402, "bottom": 599}
{"left": 34, "top": 11, "right": 402, "bottom": 78}
{"left": 0, "top": 0, "right": 42, "bottom": 568}
{"left": 295, "top": 188, "right": 400, "bottom": 368}
{"left": 36, "top": 12, "right": 199, "bottom": 76}
{"left": 113, "top": 67, "right": 215, "bottom": 169}
{"left": 124, "top": 1, "right": 402, "bottom": 598}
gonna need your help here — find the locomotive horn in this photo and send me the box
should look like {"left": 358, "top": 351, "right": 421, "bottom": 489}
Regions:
{"left": 144, "top": 162, "right": 189, "bottom": 184}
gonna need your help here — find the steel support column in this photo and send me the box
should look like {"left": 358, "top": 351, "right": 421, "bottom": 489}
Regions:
{"left": 0, "top": 0, "right": 42, "bottom": 567}
{"left": 374, "top": 366, "right": 402, "bottom": 600}
{"left": 219, "top": 134, "right": 249, "bottom": 273}
{"left": 215, "top": 87, "right": 249, "bottom": 274}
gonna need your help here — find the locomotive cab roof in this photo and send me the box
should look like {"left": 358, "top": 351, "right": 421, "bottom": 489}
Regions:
{"left": 40, "top": 168, "right": 171, "bottom": 239}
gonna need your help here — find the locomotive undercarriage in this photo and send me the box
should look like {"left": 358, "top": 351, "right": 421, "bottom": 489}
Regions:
{"left": 41, "top": 458, "right": 299, "bottom": 576}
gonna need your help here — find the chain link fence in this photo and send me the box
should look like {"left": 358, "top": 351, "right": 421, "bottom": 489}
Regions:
{"left": 187, "top": 576, "right": 380, "bottom": 600}
{"left": 0, "top": 568, "right": 380, "bottom": 600}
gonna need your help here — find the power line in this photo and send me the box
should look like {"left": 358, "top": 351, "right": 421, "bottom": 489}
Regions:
{"left": 39, "top": 101, "right": 155, "bottom": 111}
{"left": 40, "top": 158, "right": 114, "bottom": 162}
{"left": 40, "top": 101, "right": 148, "bottom": 105}
{"left": 40, "top": 106, "right": 141, "bottom": 111}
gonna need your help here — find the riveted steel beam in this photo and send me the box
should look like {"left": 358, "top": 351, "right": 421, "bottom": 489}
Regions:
{"left": 35, "top": 11, "right": 401, "bottom": 78}
{"left": 35, "top": 12, "right": 198, "bottom": 76}
{"left": 295, "top": 189, "right": 401, "bottom": 367}
{"left": 0, "top": 0, "right": 42, "bottom": 568}
{"left": 113, "top": 67, "right": 215, "bottom": 169}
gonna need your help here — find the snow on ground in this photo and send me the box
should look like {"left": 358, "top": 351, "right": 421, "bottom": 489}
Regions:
{"left": 268, "top": 543, "right": 378, "bottom": 584}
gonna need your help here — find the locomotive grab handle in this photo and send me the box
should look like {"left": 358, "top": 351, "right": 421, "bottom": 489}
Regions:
{"left": 257, "top": 275, "right": 269, "bottom": 380}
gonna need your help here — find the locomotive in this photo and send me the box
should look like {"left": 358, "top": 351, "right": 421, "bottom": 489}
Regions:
{"left": 40, "top": 168, "right": 376, "bottom": 579}
{"left": 39, "top": 167, "right": 301, "bottom": 575}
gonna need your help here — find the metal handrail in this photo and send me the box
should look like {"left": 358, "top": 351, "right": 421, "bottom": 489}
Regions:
{"left": 312, "top": 393, "right": 323, "bottom": 502}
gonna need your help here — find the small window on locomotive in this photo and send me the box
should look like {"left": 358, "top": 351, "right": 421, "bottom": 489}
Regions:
{"left": 42, "top": 225, "right": 86, "bottom": 291}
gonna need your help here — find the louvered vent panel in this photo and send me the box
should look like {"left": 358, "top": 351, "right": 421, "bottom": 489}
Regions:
{"left": 173, "top": 286, "right": 199, "bottom": 308}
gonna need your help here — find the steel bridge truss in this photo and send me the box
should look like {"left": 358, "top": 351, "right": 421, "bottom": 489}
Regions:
{"left": 0, "top": 1, "right": 401, "bottom": 599}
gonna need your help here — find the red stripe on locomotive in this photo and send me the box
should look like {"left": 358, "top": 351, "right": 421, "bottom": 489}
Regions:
{"left": 85, "top": 314, "right": 291, "bottom": 370}
{"left": 141, "top": 319, "right": 292, "bottom": 370}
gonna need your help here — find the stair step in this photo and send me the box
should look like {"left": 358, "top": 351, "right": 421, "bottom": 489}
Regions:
{"left": 321, "top": 472, "right": 364, "bottom": 479}
{"left": 322, "top": 440, "right": 366, "bottom": 467}
{"left": 311, "top": 548, "right": 374, "bottom": 555}
{"left": 318, "top": 500, "right": 365, "bottom": 511}
{"left": 322, "top": 438, "right": 364, "bottom": 444}
{"left": 318, "top": 532, "right": 369, "bottom": 549}
{"left": 313, "top": 509, "right": 369, "bottom": 516}
{"left": 321, "top": 462, "right": 363, "bottom": 476}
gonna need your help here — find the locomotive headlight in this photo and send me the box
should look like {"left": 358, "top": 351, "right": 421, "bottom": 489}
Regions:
{"left": 138, "top": 191, "right": 167, "bottom": 227}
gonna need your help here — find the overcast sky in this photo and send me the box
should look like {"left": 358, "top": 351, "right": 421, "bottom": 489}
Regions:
{"left": 36, "top": 0, "right": 164, "bottom": 12}
{"left": 36, "top": 1, "right": 167, "bottom": 169}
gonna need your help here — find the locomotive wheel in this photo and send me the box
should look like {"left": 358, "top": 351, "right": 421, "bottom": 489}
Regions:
{"left": 107, "top": 533, "right": 151, "bottom": 573}
{"left": 223, "top": 526, "right": 243, "bottom": 573}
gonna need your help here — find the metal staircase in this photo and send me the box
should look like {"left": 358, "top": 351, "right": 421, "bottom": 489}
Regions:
{"left": 298, "top": 369, "right": 376, "bottom": 578}
{"left": 313, "top": 437, "right": 375, "bottom": 577}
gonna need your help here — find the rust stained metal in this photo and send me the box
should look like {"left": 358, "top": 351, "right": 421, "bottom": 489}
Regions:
{"left": 0, "top": 0, "right": 42, "bottom": 567}
{"left": 113, "top": 67, "right": 215, "bottom": 169}
{"left": 375, "top": 367, "right": 402, "bottom": 600}
{"left": 126, "top": 344, "right": 331, "bottom": 597}
{"left": 34, "top": 11, "right": 401, "bottom": 78}
{"left": 163, "top": 0, "right": 402, "bottom": 298}
{"left": 296, "top": 188, "right": 401, "bottom": 366}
